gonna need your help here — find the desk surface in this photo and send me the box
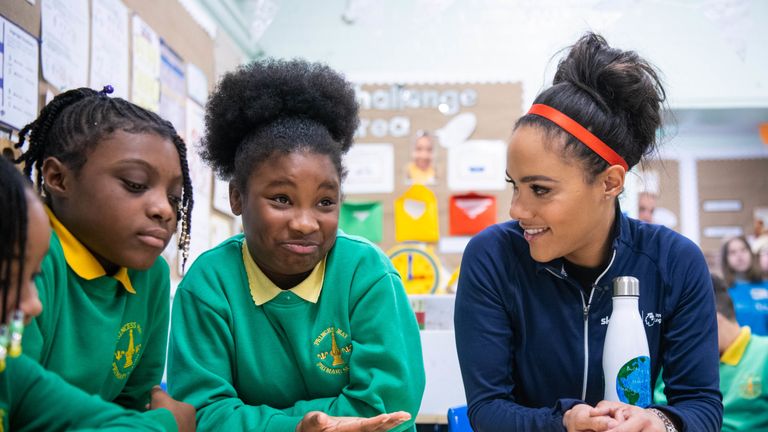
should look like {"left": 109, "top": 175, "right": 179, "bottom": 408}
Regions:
{"left": 416, "top": 414, "right": 448, "bottom": 425}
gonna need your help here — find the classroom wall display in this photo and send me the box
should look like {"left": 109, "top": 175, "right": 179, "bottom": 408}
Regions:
{"left": 90, "top": 0, "right": 129, "bottom": 99}
{"left": 697, "top": 158, "right": 768, "bottom": 254}
{"left": 0, "top": 0, "right": 219, "bottom": 282}
{"left": 131, "top": 14, "right": 160, "bottom": 112}
{"left": 387, "top": 243, "right": 445, "bottom": 295}
{"left": 159, "top": 39, "right": 186, "bottom": 134}
{"left": 41, "top": 0, "right": 89, "bottom": 91}
{"left": 351, "top": 82, "right": 523, "bottom": 270}
{"left": 342, "top": 143, "right": 395, "bottom": 194}
{"left": 394, "top": 184, "right": 440, "bottom": 243}
{"left": 0, "top": 16, "right": 38, "bottom": 130}
{"left": 449, "top": 193, "right": 496, "bottom": 236}
{"left": 184, "top": 99, "right": 212, "bottom": 270}
{"left": 339, "top": 201, "right": 383, "bottom": 243}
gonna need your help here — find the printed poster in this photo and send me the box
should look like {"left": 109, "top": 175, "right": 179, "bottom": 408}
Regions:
{"left": 90, "top": 0, "right": 129, "bottom": 99}
{"left": 41, "top": 0, "right": 89, "bottom": 91}
{"left": 131, "top": 15, "right": 160, "bottom": 112}
{"left": 0, "top": 17, "right": 39, "bottom": 130}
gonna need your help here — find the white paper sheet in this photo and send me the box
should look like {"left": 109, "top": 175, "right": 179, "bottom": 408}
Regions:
{"left": 90, "top": 0, "right": 129, "bottom": 99}
{"left": 0, "top": 17, "right": 38, "bottom": 130}
{"left": 184, "top": 99, "right": 212, "bottom": 267}
{"left": 159, "top": 39, "right": 186, "bottom": 134}
{"left": 41, "top": 0, "right": 89, "bottom": 91}
{"left": 447, "top": 140, "right": 506, "bottom": 191}
{"left": 131, "top": 15, "right": 160, "bottom": 112}
{"left": 342, "top": 143, "right": 395, "bottom": 194}
{"left": 186, "top": 63, "right": 208, "bottom": 105}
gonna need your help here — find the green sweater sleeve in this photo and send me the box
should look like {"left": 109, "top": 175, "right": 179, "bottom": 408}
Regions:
{"left": 8, "top": 355, "right": 173, "bottom": 432}
{"left": 168, "top": 288, "right": 303, "bottom": 431}
{"left": 114, "top": 262, "right": 171, "bottom": 411}
{"left": 282, "top": 273, "right": 425, "bottom": 431}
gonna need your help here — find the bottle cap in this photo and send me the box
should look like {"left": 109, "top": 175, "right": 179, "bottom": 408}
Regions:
{"left": 613, "top": 276, "right": 639, "bottom": 296}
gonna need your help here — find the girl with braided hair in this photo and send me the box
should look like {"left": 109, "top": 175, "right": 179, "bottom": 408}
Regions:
{"left": 0, "top": 156, "right": 191, "bottom": 431}
{"left": 13, "top": 87, "right": 195, "bottom": 431}
{"left": 167, "top": 59, "right": 424, "bottom": 431}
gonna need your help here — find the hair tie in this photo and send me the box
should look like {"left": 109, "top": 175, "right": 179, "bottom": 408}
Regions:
{"left": 99, "top": 85, "right": 114, "bottom": 96}
{"left": 526, "top": 104, "right": 628, "bottom": 171}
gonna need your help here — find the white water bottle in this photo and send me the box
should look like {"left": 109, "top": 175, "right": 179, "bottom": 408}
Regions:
{"left": 602, "top": 276, "right": 651, "bottom": 407}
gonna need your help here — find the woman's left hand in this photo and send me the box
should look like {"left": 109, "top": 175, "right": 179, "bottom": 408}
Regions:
{"left": 591, "top": 401, "right": 666, "bottom": 432}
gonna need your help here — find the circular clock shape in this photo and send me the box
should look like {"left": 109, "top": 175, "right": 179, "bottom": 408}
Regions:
{"left": 387, "top": 243, "right": 442, "bottom": 294}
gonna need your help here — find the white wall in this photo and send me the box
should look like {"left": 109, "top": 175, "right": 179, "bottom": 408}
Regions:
{"left": 253, "top": 0, "right": 768, "bottom": 246}
{"left": 257, "top": 0, "right": 768, "bottom": 109}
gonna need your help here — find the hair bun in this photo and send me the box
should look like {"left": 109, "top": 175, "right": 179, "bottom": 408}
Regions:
{"left": 553, "top": 33, "right": 666, "bottom": 150}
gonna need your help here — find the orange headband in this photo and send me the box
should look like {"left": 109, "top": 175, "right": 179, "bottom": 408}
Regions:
{"left": 527, "top": 104, "right": 628, "bottom": 171}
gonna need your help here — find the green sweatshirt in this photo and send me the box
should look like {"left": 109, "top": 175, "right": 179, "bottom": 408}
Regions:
{"left": 24, "top": 208, "right": 174, "bottom": 427}
{"left": 655, "top": 327, "right": 768, "bottom": 432}
{"left": 1, "top": 354, "right": 175, "bottom": 431}
{"left": 168, "top": 232, "right": 425, "bottom": 432}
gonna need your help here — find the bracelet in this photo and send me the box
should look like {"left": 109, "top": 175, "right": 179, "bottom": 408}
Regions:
{"left": 647, "top": 408, "right": 678, "bottom": 432}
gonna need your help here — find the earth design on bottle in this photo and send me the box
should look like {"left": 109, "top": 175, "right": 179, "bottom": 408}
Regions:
{"left": 615, "top": 355, "right": 651, "bottom": 407}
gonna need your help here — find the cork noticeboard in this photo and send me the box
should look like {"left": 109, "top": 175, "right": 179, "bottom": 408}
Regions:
{"left": 350, "top": 82, "right": 522, "bottom": 270}
{"left": 697, "top": 158, "right": 768, "bottom": 255}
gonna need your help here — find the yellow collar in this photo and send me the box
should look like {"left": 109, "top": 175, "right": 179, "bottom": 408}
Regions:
{"left": 241, "top": 241, "right": 324, "bottom": 306}
{"left": 44, "top": 206, "right": 135, "bottom": 294}
{"left": 721, "top": 326, "right": 751, "bottom": 366}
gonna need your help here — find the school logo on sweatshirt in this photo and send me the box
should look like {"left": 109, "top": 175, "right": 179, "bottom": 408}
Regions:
{"left": 112, "top": 322, "right": 143, "bottom": 380}
{"left": 740, "top": 375, "right": 762, "bottom": 399}
{"left": 0, "top": 406, "right": 6, "bottom": 432}
{"left": 313, "top": 326, "right": 352, "bottom": 375}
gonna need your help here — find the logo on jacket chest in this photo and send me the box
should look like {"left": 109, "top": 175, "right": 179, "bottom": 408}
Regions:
{"left": 599, "top": 312, "right": 662, "bottom": 327}
{"left": 112, "top": 322, "right": 143, "bottom": 380}
{"left": 313, "top": 326, "right": 352, "bottom": 375}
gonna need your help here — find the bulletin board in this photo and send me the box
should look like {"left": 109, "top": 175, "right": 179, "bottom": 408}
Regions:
{"left": 348, "top": 82, "right": 522, "bottom": 271}
{"left": 0, "top": 0, "right": 220, "bottom": 280}
{"left": 697, "top": 158, "right": 768, "bottom": 255}
{"left": 0, "top": 0, "right": 215, "bottom": 148}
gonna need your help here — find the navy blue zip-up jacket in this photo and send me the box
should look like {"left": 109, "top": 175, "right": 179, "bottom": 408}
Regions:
{"left": 455, "top": 212, "right": 722, "bottom": 431}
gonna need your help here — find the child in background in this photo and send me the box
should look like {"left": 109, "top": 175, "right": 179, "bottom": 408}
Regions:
{"left": 13, "top": 86, "right": 195, "bottom": 430}
{"left": 654, "top": 274, "right": 768, "bottom": 432}
{"left": 721, "top": 236, "right": 768, "bottom": 335}
{"left": 168, "top": 59, "right": 424, "bottom": 431}
{"left": 0, "top": 156, "right": 191, "bottom": 431}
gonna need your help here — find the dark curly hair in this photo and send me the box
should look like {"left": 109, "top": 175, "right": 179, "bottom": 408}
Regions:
{"left": 0, "top": 156, "right": 30, "bottom": 323}
{"left": 202, "top": 58, "right": 359, "bottom": 188}
{"left": 516, "top": 32, "right": 667, "bottom": 182}
{"left": 14, "top": 87, "right": 194, "bottom": 269}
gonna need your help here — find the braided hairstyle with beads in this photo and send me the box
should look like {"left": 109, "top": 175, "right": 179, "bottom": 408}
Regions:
{"left": 14, "top": 87, "right": 194, "bottom": 269}
{"left": 0, "top": 156, "right": 29, "bottom": 324}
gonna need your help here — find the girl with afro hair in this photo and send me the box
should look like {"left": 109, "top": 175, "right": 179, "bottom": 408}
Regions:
{"left": 167, "top": 59, "right": 425, "bottom": 432}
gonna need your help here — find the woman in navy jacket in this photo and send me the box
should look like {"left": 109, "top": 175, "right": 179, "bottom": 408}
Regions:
{"left": 455, "top": 33, "right": 722, "bottom": 432}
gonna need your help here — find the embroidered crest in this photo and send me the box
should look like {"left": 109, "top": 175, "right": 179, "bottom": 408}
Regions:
{"left": 313, "top": 326, "right": 352, "bottom": 375}
{"left": 112, "top": 322, "right": 143, "bottom": 379}
{"left": 740, "top": 375, "right": 762, "bottom": 399}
